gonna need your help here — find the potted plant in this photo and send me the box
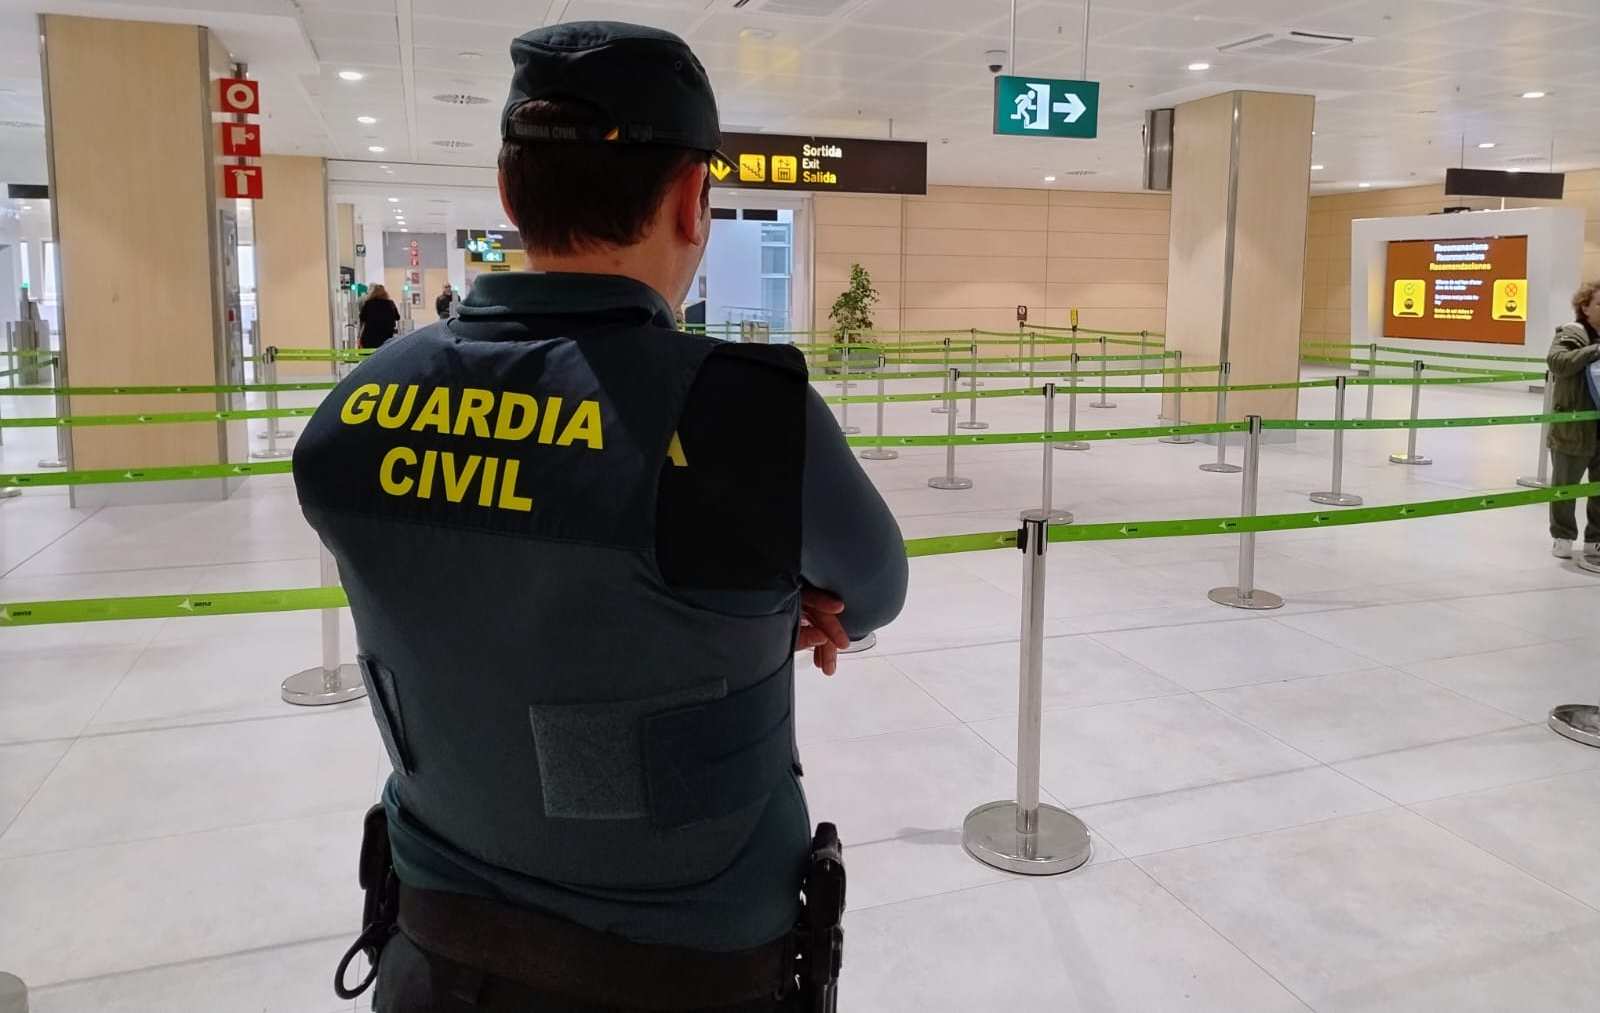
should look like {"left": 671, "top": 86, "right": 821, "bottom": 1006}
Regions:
{"left": 827, "top": 263, "right": 880, "bottom": 374}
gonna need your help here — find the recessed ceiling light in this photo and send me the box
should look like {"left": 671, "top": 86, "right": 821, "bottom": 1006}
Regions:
{"left": 357, "top": 115, "right": 377, "bottom": 125}
{"left": 1043, "top": 175, "right": 1056, "bottom": 182}
{"left": 378, "top": 164, "right": 389, "bottom": 169}
{"left": 338, "top": 70, "right": 364, "bottom": 81}
{"left": 1477, "top": 141, "right": 1496, "bottom": 149}
{"left": 1187, "top": 62, "right": 1210, "bottom": 71}
{"left": 20, "top": 204, "right": 31, "bottom": 210}
{"left": 1310, "top": 164, "right": 1325, "bottom": 171}
{"left": 740, "top": 27, "right": 775, "bottom": 41}
{"left": 1521, "top": 91, "right": 1546, "bottom": 99}
{"left": 400, "top": 227, "right": 408, "bottom": 232}
{"left": 368, "top": 145, "right": 386, "bottom": 153}
{"left": 457, "top": 50, "right": 482, "bottom": 60}
{"left": 1358, "top": 182, "right": 1372, "bottom": 188}
{"left": 1505, "top": 167, "right": 1522, "bottom": 173}
{"left": 386, "top": 196, "right": 399, "bottom": 203}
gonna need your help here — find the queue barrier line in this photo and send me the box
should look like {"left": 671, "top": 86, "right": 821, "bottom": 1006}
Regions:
{"left": 3, "top": 381, "right": 339, "bottom": 397}
{"left": 1301, "top": 355, "right": 1526, "bottom": 377}
{"left": 0, "top": 406, "right": 317, "bottom": 430}
{"left": 8, "top": 480, "right": 1596, "bottom": 627}
{"left": 1301, "top": 341, "right": 1546, "bottom": 365}
{"left": 1, "top": 460, "right": 293, "bottom": 489}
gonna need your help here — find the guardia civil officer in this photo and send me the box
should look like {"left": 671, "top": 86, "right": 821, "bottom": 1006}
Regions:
{"left": 293, "top": 20, "right": 907, "bottom": 1013}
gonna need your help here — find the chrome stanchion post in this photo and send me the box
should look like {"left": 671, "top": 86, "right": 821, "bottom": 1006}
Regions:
{"left": 1365, "top": 342, "right": 1378, "bottom": 421}
{"left": 928, "top": 367, "right": 973, "bottom": 490}
{"left": 1310, "top": 374, "right": 1364, "bottom": 506}
{"left": 1054, "top": 352, "right": 1089, "bottom": 452}
{"left": 1199, "top": 361, "right": 1242, "bottom": 474}
{"left": 963, "top": 517, "right": 1091, "bottom": 875}
{"left": 281, "top": 546, "right": 367, "bottom": 706}
{"left": 932, "top": 337, "right": 953, "bottom": 414}
{"left": 957, "top": 339, "right": 988, "bottom": 430}
{"left": 1159, "top": 350, "right": 1195, "bottom": 445}
{"left": 37, "top": 351, "right": 68, "bottom": 470}
{"left": 251, "top": 347, "right": 294, "bottom": 461}
{"left": 1389, "top": 360, "right": 1432, "bottom": 466}
{"left": 838, "top": 340, "right": 860, "bottom": 435}
{"left": 1022, "top": 384, "right": 1072, "bottom": 524}
{"left": 1517, "top": 371, "right": 1554, "bottom": 489}
{"left": 1090, "top": 336, "right": 1115, "bottom": 408}
{"left": 860, "top": 354, "right": 898, "bottom": 462}
{"left": 1208, "top": 416, "right": 1284, "bottom": 610}
{"left": 1026, "top": 328, "right": 1037, "bottom": 383}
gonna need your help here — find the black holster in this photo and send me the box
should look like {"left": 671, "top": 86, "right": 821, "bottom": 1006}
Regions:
{"left": 796, "top": 822, "right": 846, "bottom": 1013}
{"left": 335, "top": 804, "right": 401, "bottom": 1000}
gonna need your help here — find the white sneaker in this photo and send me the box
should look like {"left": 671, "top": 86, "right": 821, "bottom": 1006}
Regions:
{"left": 1554, "top": 539, "right": 1574, "bottom": 559}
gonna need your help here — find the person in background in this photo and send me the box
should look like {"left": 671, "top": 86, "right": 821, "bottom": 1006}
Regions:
{"left": 1546, "top": 278, "right": 1600, "bottom": 559}
{"left": 359, "top": 284, "right": 401, "bottom": 349}
{"left": 435, "top": 283, "right": 458, "bottom": 320}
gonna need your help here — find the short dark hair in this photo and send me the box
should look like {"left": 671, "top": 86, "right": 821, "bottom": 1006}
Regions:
{"left": 499, "top": 99, "right": 709, "bottom": 256}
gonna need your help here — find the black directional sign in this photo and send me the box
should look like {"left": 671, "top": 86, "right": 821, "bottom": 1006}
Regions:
{"left": 711, "top": 132, "right": 926, "bottom": 195}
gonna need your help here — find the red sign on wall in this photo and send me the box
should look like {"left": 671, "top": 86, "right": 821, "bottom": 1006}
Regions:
{"left": 222, "top": 165, "right": 263, "bottom": 200}
{"left": 220, "top": 123, "right": 262, "bottom": 157}
{"left": 218, "top": 77, "right": 260, "bottom": 114}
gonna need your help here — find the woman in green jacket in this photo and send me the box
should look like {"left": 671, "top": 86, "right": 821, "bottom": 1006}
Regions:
{"left": 1546, "top": 279, "right": 1600, "bottom": 558}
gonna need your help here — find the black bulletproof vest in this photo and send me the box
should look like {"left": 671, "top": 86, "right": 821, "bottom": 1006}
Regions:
{"left": 294, "top": 318, "right": 807, "bottom": 892}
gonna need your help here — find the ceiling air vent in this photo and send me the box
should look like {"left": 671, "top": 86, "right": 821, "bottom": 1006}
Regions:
{"left": 432, "top": 93, "right": 490, "bottom": 106}
{"left": 432, "top": 139, "right": 474, "bottom": 148}
{"left": 1219, "top": 30, "right": 1362, "bottom": 58}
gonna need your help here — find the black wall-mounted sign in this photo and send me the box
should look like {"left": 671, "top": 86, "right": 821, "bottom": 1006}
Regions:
{"left": 454, "top": 229, "right": 524, "bottom": 251}
{"left": 1444, "top": 168, "right": 1564, "bottom": 200}
{"left": 712, "top": 132, "right": 927, "bottom": 195}
{"left": 6, "top": 184, "right": 48, "bottom": 200}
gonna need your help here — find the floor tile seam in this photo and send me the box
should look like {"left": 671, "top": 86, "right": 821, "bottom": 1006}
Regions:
{"left": 1105, "top": 790, "right": 1405, "bottom": 863}
{"left": 0, "top": 800, "right": 374, "bottom": 865}
{"left": 1275, "top": 603, "right": 1561, "bottom": 669}
{"left": 1400, "top": 799, "right": 1600, "bottom": 917}
{"left": 1179, "top": 690, "right": 1328, "bottom": 770}
{"left": 0, "top": 551, "right": 321, "bottom": 586}
{"left": 949, "top": 684, "right": 1197, "bottom": 725}
{"left": 1385, "top": 660, "right": 1557, "bottom": 726}
{"left": 0, "top": 735, "right": 76, "bottom": 844}
{"left": 1397, "top": 763, "right": 1600, "bottom": 811}
{"left": 71, "top": 703, "right": 366, "bottom": 745}
{"left": 872, "top": 654, "right": 983, "bottom": 730}
{"left": 22, "top": 931, "right": 354, "bottom": 994}
{"left": 844, "top": 856, "right": 1135, "bottom": 917}
{"left": 1120, "top": 857, "right": 1320, "bottom": 1012}
{"left": 0, "top": 501, "right": 104, "bottom": 581}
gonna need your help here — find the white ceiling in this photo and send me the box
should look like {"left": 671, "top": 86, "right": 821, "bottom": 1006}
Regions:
{"left": 2, "top": 0, "right": 1599, "bottom": 232}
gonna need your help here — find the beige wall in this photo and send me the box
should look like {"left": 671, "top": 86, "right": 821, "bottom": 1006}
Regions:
{"left": 1302, "top": 168, "right": 1600, "bottom": 350}
{"left": 44, "top": 15, "right": 230, "bottom": 473}
{"left": 813, "top": 184, "right": 1169, "bottom": 340}
{"left": 255, "top": 155, "right": 333, "bottom": 375}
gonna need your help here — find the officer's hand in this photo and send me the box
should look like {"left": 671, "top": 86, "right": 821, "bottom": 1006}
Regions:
{"left": 797, "top": 589, "right": 849, "bottom": 677}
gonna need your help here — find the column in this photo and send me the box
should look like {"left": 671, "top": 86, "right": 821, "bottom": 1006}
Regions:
{"left": 254, "top": 155, "right": 336, "bottom": 377}
{"left": 1164, "top": 91, "right": 1315, "bottom": 425}
{"left": 42, "top": 14, "right": 243, "bottom": 503}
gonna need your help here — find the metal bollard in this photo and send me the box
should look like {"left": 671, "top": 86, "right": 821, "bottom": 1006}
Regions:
{"left": 1026, "top": 328, "right": 1038, "bottom": 383}
{"left": 1021, "top": 384, "right": 1072, "bottom": 524}
{"left": 1365, "top": 342, "right": 1378, "bottom": 421}
{"left": 37, "top": 352, "right": 68, "bottom": 470}
{"left": 282, "top": 546, "right": 367, "bottom": 706}
{"left": 1089, "top": 336, "right": 1115, "bottom": 408}
{"left": 1310, "top": 375, "right": 1364, "bottom": 506}
{"left": 1208, "top": 416, "right": 1284, "bottom": 610}
{"left": 1517, "top": 371, "right": 1554, "bottom": 489}
{"left": 1159, "top": 350, "right": 1195, "bottom": 445}
{"left": 251, "top": 348, "right": 295, "bottom": 461}
{"left": 860, "top": 355, "right": 898, "bottom": 461}
{"left": 1054, "top": 352, "right": 1089, "bottom": 452}
{"left": 928, "top": 367, "right": 974, "bottom": 490}
{"left": 1388, "top": 360, "right": 1432, "bottom": 466}
{"left": 962, "top": 516, "right": 1092, "bottom": 875}
{"left": 1199, "top": 361, "right": 1243, "bottom": 474}
{"left": 957, "top": 340, "right": 988, "bottom": 430}
{"left": 838, "top": 343, "right": 860, "bottom": 435}
{"left": 932, "top": 338, "right": 953, "bottom": 414}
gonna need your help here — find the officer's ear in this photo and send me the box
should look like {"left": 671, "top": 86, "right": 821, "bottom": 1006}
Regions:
{"left": 671, "top": 161, "right": 711, "bottom": 249}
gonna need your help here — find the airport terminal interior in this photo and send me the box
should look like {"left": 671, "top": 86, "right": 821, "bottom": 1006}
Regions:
{"left": 4, "top": 0, "right": 1600, "bottom": 1010}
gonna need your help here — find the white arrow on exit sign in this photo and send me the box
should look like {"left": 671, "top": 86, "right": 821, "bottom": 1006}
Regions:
{"left": 1052, "top": 92, "right": 1086, "bottom": 124}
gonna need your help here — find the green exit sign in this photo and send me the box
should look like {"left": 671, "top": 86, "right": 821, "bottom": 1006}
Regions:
{"left": 994, "top": 76, "right": 1100, "bottom": 139}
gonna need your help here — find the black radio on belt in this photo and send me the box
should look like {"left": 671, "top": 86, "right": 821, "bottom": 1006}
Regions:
{"left": 800, "top": 822, "right": 846, "bottom": 1013}
{"left": 335, "top": 805, "right": 401, "bottom": 1000}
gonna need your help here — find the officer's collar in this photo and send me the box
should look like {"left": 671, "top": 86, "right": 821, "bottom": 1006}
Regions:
{"left": 458, "top": 271, "right": 677, "bottom": 328}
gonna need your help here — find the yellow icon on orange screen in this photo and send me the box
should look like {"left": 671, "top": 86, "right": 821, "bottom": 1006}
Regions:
{"left": 772, "top": 155, "right": 798, "bottom": 184}
{"left": 738, "top": 153, "right": 766, "bottom": 183}
{"left": 1392, "top": 279, "right": 1425, "bottom": 318}
{"left": 1492, "top": 279, "right": 1527, "bottom": 321}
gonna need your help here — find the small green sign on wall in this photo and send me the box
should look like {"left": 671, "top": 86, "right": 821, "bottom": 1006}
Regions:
{"left": 993, "top": 75, "right": 1100, "bottom": 139}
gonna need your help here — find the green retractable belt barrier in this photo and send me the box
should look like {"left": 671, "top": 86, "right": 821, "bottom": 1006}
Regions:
{"left": 2, "top": 382, "right": 338, "bottom": 397}
{"left": 0, "top": 406, "right": 317, "bottom": 429}
{"left": 0, "top": 587, "right": 348, "bottom": 626}
{"left": 1, "top": 460, "right": 293, "bottom": 489}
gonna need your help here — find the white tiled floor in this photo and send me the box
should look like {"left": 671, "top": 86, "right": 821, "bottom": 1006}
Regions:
{"left": 5, "top": 368, "right": 1600, "bottom": 1011}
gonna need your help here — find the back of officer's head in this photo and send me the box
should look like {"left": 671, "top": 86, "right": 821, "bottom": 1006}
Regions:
{"left": 497, "top": 22, "right": 718, "bottom": 277}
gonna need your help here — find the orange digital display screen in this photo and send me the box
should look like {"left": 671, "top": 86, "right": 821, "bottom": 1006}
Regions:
{"left": 1383, "top": 235, "right": 1528, "bottom": 344}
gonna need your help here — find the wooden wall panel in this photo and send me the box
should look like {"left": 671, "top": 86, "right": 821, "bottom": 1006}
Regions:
{"left": 255, "top": 155, "right": 333, "bottom": 377}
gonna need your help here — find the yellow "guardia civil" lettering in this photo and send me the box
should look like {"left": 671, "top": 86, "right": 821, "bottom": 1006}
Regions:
{"left": 340, "top": 383, "right": 604, "bottom": 450}
{"left": 379, "top": 446, "right": 533, "bottom": 512}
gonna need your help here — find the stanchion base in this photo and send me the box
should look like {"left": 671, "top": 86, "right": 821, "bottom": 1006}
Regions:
{"left": 962, "top": 801, "right": 1092, "bottom": 876}
{"left": 1548, "top": 704, "right": 1600, "bottom": 748}
{"left": 0, "top": 488, "right": 19, "bottom": 500}
{"left": 839, "top": 425, "right": 861, "bottom": 435}
{"left": 37, "top": 458, "right": 67, "bottom": 469}
{"left": 1516, "top": 477, "right": 1548, "bottom": 489}
{"left": 1389, "top": 454, "right": 1432, "bottom": 465}
{"left": 1089, "top": 400, "right": 1117, "bottom": 409}
{"left": 1199, "top": 462, "right": 1243, "bottom": 474}
{"left": 840, "top": 632, "right": 877, "bottom": 655}
{"left": 1052, "top": 441, "right": 1090, "bottom": 452}
{"left": 281, "top": 663, "right": 367, "bottom": 706}
{"left": 254, "top": 429, "right": 296, "bottom": 440}
{"left": 1208, "top": 586, "right": 1285, "bottom": 610}
{"left": 1019, "top": 507, "right": 1073, "bottom": 524}
{"left": 1158, "top": 435, "right": 1195, "bottom": 445}
{"left": 859, "top": 448, "right": 899, "bottom": 461}
{"left": 928, "top": 476, "right": 974, "bottom": 490}
{"left": 251, "top": 448, "right": 294, "bottom": 461}
{"left": 956, "top": 421, "right": 989, "bottom": 430}
{"left": 1310, "top": 491, "right": 1364, "bottom": 507}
